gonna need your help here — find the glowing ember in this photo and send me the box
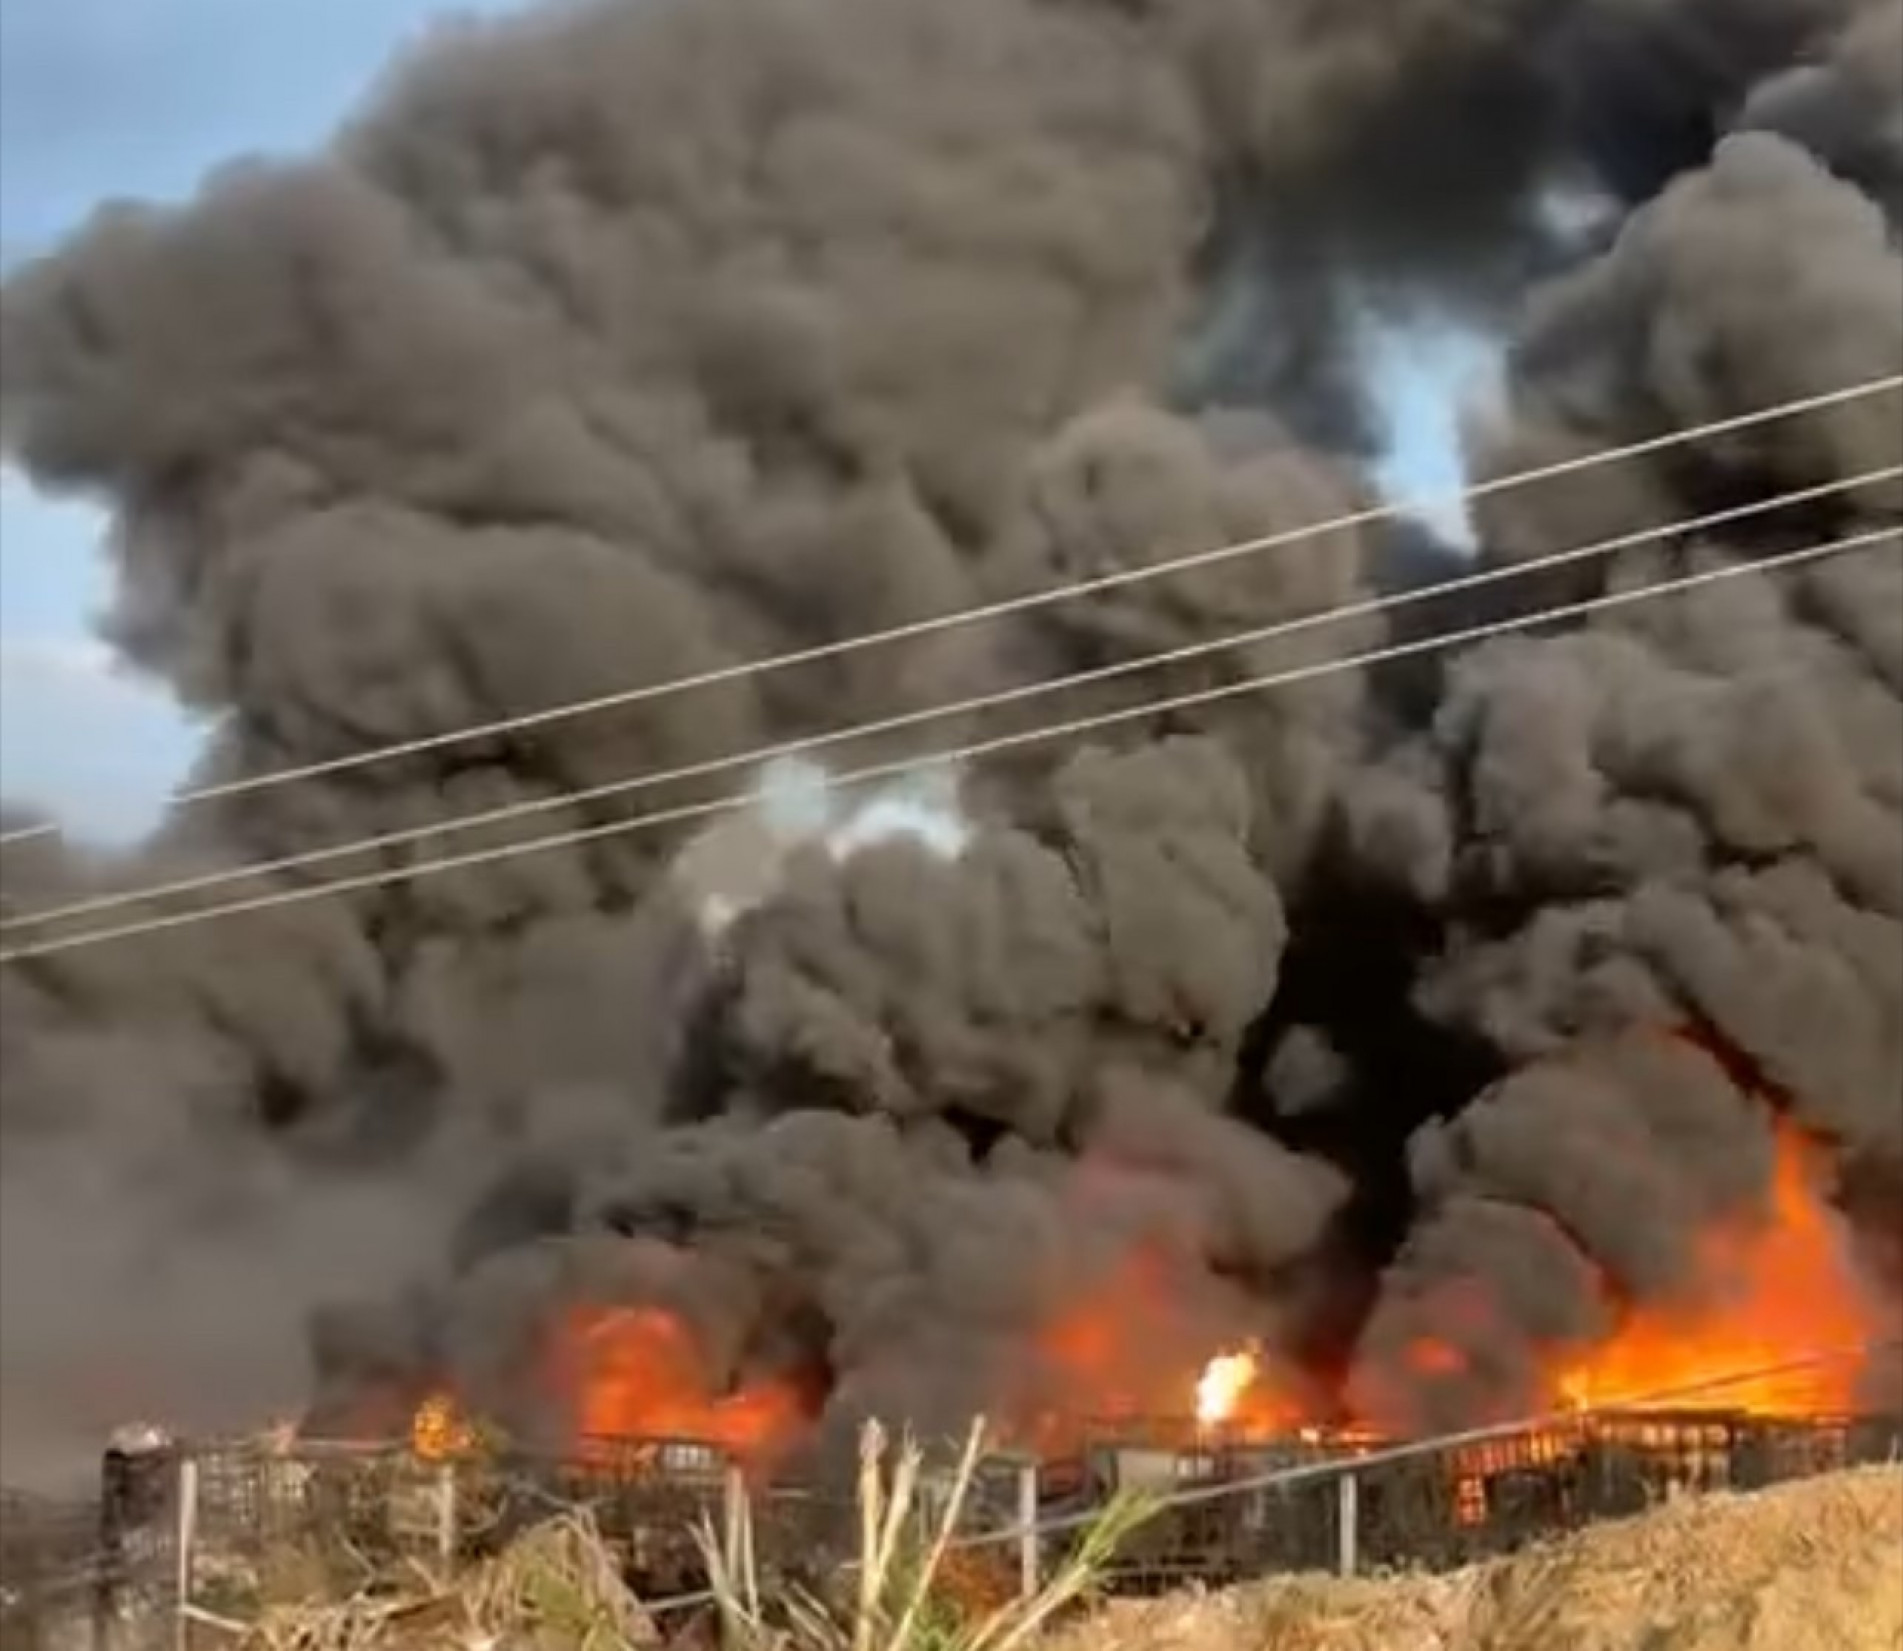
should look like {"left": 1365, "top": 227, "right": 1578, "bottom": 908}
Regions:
{"left": 1195, "top": 1347, "right": 1260, "bottom": 1427}
{"left": 411, "top": 1391, "right": 478, "bottom": 1460}
{"left": 1551, "top": 1125, "right": 1877, "bottom": 1418}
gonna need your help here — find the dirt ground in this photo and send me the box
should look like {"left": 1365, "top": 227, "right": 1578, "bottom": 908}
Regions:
{"left": 1046, "top": 1465, "right": 1903, "bottom": 1651}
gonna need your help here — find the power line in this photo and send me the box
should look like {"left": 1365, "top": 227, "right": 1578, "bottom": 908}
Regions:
{"left": 2, "top": 521, "right": 1892, "bottom": 966}
{"left": 2, "top": 372, "right": 1896, "bottom": 850}
{"left": 8, "top": 466, "right": 1891, "bottom": 937}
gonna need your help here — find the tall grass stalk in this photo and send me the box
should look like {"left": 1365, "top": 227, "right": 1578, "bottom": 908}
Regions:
{"left": 698, "top": 1419, "right": 1152, "bottom": 1651}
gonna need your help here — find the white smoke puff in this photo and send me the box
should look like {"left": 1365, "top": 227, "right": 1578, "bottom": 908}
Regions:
{"left": 824, "top": 763, "right": 970, "bottom": 862}
{"left": 1535, "top": 173, "right": 1624, "bottom": 249}
{"left": 677, "top": 757, "right": 968, "bottom": 935}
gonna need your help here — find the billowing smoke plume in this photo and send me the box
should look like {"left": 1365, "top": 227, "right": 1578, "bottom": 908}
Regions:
{"left": 2, "top": 0, "right": 1900, "bottom": 1482}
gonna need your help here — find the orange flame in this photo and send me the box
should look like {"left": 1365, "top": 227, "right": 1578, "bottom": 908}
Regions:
{"left": 411, "top": 1391, "right": 478, "bottom": 1460}
{"left": 1195, "top": 1347, "right": 1261, "bottom": 1427}
{"left": 522, "top": 1056, "right": 1884, "bottom": 1463}
{"left": 1550, "top": 1125, "right": 1877, "bottom": 1418}
{"left": 558, "top": 1305, "right": 808, "bottom": 1471}
{"left": 1017, "top": 1247, "right": 1318, "bottom": 1448}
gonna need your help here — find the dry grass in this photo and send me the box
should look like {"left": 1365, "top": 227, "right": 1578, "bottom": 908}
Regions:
{"left": 217, "top": 1419, "right": 1147, "bottom": 1651}
{"left": 1045, "top": 1465, "right": 1903, "bottom": 1651}
{"left": 228, "top": 1511, "right": 658, "bottom": 1650}
{"left": 698, "top": 1418, "right": 1154, "bottom": 1651}
{"left": 207, "top": 1451, "right": 1900, "bottom": 1651}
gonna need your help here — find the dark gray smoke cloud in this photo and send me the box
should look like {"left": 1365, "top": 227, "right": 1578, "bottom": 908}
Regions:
{"left": 1338, "top": 106, "right": 1903, "bottom": 1421}
{"left": 1743, "top": 0, "right": 1903, "bottom": 222}
{"left": 2, "top": 0, "right": 1899, "bottom": 1482}
{"left": 1468, "top": 130, "right": 1903, "bottom": 568}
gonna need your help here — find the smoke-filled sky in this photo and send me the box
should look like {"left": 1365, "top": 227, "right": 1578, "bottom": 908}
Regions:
{"left": 0, "top": 0, "right": 1486, "bottom": 842}
{"left": 0, "top": 0, "right": 519, "bottom": 837}
{"left": 1, "top": 0, "right": 1897, "bottom": 1491}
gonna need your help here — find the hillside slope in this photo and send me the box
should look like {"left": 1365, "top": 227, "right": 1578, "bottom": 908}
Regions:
{"left": 1048, "top": 1466, "right": 1903, "bottom": 1651}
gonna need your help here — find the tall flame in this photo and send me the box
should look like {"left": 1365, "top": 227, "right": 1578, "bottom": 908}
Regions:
{"left": 1195, "top": 1347, "right": 1260, "bottom": 1428}
{"left": 510, "top": 1091, "right": 1881, "bottom": 1467}
{"left": 1552, "top": 1125, "right": 1876, "bottom": 1417}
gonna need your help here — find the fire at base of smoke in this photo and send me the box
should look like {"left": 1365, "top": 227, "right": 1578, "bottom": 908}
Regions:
{"left": 0, "top": 0, "right": 1899, "bottom": 1487}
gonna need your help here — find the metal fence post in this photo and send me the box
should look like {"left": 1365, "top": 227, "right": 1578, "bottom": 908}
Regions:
{"left": 94, "top": 1455, "right": 127, "bottom": 1651}
{"left": 434, "top": 1463, "right": 458, "bottom": 1570}
{"left": 1336, "top": 1469, "right": 1358, "bottom": 1579}
{"left": 172, "top": 1455, "right": 199, "bottom": 1651}
{"left": 1016, "top": 1459, "right": 1040, "bottom": 1601}
{"left": 722, "top": 1461, "right": 749, "bottom": 1576}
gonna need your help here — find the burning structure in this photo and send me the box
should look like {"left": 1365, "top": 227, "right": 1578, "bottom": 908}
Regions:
{"left": 0, "top": 0, "right": 1900, "bottom": 1503}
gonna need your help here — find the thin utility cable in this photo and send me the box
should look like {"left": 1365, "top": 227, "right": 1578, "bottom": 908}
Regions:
{"left": 2, "top": 371, "right": 1896, "bottom": 849}
{"left": 6, "top": 465, "right": 1894, "bottom": 935}
{"left": 2, "top": 521, "right": 1892, "bottom": 965}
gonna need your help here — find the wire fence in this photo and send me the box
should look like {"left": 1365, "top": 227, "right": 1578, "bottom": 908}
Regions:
{"left": 3, "top": 1349, "right": 1897, "bottom": 1650}
{"left": 0, "top": 1450, "right": 183, "bottom": 1651}
{"left": 1052, "top": 1405, "right": 1902, "bottom": 1595}
{"left": 0, "top": 1488, "right": 116, "bottom": 1651}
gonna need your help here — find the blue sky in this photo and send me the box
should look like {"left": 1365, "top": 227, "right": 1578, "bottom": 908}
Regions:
{"left": 0, "top": 0, "right": 1485, "bottom": 843}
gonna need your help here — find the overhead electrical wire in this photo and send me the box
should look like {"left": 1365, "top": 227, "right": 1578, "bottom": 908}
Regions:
{"left": 3, "top": 464, "right": 1895, "bottom": 937}
{"left": 2, "top": 520, "right": 1893, "bottom": 966}
{"left": 1, "top": 370, "right": 1896, "bottom": 851}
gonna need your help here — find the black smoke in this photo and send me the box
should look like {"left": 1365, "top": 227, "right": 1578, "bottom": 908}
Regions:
{"left": 2, "top": 0, "right": 1900, "bottom": 1482}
